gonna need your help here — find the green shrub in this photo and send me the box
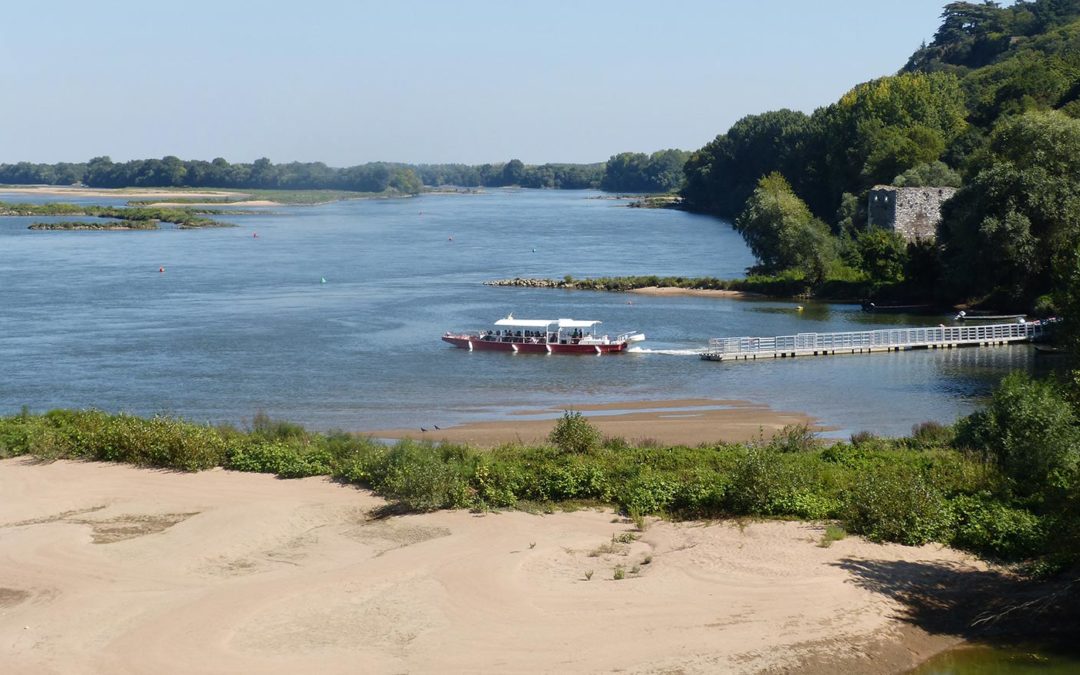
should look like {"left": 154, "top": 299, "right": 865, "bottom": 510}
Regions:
{"left": 768, "top": 490, "right": 838, "bottom": 520}
{"left": 668, "top": 473, "right": 727, "bottom": 517}
{"left": 251, "top": 411, "right": 309, "bottom": 441}
{"left": 950, "top": 494, "right": 1046, "bottom": 560}
{"left": 909, "top": 420, "right": 954, "bottom": 448}
{"left": 365, "top": 441, "right": 475, "bottom": 511}
{"left": 92, "top": 414, "right": 226, "bottom": 470}
{"left": 768, "top": 423, "right": 819, "bottom": 453}
{"left": 726, "top": 446, "right": 798, "bottom": 515}
{"left": 549, "top": 411, "right": 601, "bottom": 454}
{"left": 820, "top": 442, "right": 872, "bottom": 467}
{"left": 618, "top": 474, "right": 677, "bottom": 515}
{"left": 226, "top": 440, "right": 331, "bottom": 478}
{"left": 842, "top": 464, "right": 953, "bottom": 546}
{"left": 849, "top": 431, "right": 877, "bottom": 447}
{"left": 819, "top": 524, "right": 847, "bottom": 548}
{"left": 955, "top": 372, "right": 1080, "bottom": 501}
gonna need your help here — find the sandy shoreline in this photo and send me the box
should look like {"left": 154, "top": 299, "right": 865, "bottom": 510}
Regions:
{"left": 0, "top": 456, "right": 980, "bottom": 674}
{"left": 369, "top": 398, "right": 824, "bottom": 446}
{"left": 0, "top": 185, "right": 250, "bottom": 200}
{"left": 628, "top": 285, "right": 760, "bottom": 299}
{"left": 142, "top": 200, "right": 279, "bottom": 208}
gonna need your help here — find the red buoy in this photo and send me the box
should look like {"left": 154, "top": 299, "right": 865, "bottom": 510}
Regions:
{"left": 159, "top": 267, "right": 165, "bottom": 273}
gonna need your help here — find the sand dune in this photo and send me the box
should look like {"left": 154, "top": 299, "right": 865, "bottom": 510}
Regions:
{"left": 0, "top": 457, "right": 978, "bottom": 673}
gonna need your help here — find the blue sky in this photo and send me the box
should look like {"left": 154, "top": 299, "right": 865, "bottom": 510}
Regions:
{"left": 1, "top": 1, "right": 955, "bottom": 166}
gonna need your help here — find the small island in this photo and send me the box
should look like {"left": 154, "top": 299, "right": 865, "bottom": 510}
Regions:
{"left": 28, "top": 221, "right": 157, "bottom": 231}
{"left": 1, "top": 201, "right": 231, "bottom": 229}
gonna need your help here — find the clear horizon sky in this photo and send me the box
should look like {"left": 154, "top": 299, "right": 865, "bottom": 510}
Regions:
{"left": 2, "top": 1, "right": 960, "bottom": 167}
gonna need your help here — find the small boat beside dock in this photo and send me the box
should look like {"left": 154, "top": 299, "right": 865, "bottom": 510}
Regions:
{"left": 701, "top": 320, "right": 1055, "bottom": 362}
{"left": 443, "top": 315, "right": 645, "bottom": 354}
{"left": 953, "top": 310, "right": 1028, "bottom": 321}
{"left": 861, "top": 301, "right": 935, "bottom": 314}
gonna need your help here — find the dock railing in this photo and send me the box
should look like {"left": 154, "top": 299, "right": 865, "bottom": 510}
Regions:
{"left": 704, "top": 320, "right": 1051, "bottom": 361}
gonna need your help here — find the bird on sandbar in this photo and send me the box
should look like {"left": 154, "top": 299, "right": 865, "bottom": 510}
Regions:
{"left": 420, "top": 427, "right": 427, "bottom": 432}
{"left": 433, "top": 425, "right": 441, "bottom": 430}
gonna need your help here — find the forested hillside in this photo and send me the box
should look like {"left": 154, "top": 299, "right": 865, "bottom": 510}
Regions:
{"left": 681, "top": 0, "right": 1080, "bottom": 324}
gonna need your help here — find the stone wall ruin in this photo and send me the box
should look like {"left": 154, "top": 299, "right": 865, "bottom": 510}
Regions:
{"left": 866, "top": 185, "right": 957, "bottom": 242}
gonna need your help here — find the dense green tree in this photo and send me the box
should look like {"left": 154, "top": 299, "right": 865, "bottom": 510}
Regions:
{"left": 601, "top": 149, "right": 688, "bottom": 192}
{"left": 601, "top": 152, "right": 648, "bottom": 192}
{"left": 734, "top": 173, "right": 837, "bottom": 281}
{"left": 815, "top": 72, "right": 968, "bottom": 213}
{"left": 940, "top": 110, "right": 1080, "bottom": 304}
{"left": 893, "top": 161, "right": 963, "bottom": 187}
{"left": 501, "top": 159, "right": 526, "bottom": 186}
{"left": 682, "top": 109, "right": 811, "bottom": 217}
{"left": 389, "top": 167, "right": 422, "bottom": 194}
{"left": 856, "top": 227, "right": 908, "bottom": 283}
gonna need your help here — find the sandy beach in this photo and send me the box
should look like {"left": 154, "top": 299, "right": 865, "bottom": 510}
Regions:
{"left": 370, "top": 398, "right": 822, "bottom": 446}
{"left": 0, "top": 456, "right": 983, "bottom": 674}
{"left": 628, "top": 286, "right": 760, "bottom": 299}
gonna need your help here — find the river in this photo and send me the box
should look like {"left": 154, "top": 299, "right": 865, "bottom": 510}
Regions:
{"left": 0, "top": 188, "right": 1050, "bottom": 436}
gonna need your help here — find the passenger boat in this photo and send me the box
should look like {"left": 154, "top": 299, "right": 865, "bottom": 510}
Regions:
{"left": 442, "top": 315, "right": 645, "bottom": 354}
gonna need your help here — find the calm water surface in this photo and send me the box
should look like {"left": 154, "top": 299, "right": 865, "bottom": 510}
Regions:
{"left": 911, "top": 645, "right": 1080, "bottom": 674}
{"left": 0, "top": 189, "right": 1048, "bottom": 435}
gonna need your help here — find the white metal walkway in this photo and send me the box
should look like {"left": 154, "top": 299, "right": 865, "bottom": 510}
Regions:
{"left": 701, "top": 321, "right": 1048, "bottom": 362}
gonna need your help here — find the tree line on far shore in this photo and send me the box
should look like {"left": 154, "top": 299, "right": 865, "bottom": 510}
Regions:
{"left": 0, "top": 150, "right": 687, "bottom": 195}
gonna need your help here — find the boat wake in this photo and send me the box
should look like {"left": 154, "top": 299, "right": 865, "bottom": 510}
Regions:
{"left": 627, "top": 347, "right": 705, "bottom": 356}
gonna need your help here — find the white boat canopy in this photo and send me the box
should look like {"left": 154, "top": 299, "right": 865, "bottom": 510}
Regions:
{"left": 492, "top": 317, "right": 601, "bottom": 329}
{"left": 493, "top": 318, "right": 556, "bottom": 328}
{"left": 557, "top": 319, "right": 601, "bottom": 328}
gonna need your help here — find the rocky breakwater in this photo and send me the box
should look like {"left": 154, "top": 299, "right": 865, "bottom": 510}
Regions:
{"left": 484, "top": 277, "right": 571, "bottom": 288}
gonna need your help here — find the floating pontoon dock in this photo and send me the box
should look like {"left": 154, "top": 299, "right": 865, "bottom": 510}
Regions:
{"left": 701, "top": 321, "right": 1049, "bottom": 362}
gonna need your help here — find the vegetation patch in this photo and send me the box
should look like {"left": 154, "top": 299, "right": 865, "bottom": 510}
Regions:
{"left": 2, "top": 373, "right": 1077, "bottom": 574}
{"left": 29, "top": 220, "right": 157, "bottom": 230}
{"left": 0, "top": 201, "right": 231, "bottom": 228}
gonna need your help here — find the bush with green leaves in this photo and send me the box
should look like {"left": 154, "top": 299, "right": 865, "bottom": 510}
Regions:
{"left": 950, "top": 494, "right": 1045, "bottom": 559}
{"left": 768, "top": 423, "right": 819, "bottom": 453}
{"left": 225, "top": 440, "right": 332, "bottom": 478}
{"left": 361, "top": 441, "right": 476, "bottom": 511}
{"left": 2, "top": 404, "right": 1076, "bottom": 564}
{"left": 955, "top": 372, "right": 1080, "bottom": 501}
{"left": 548, "top": 411, "right": 601, "bottom": 454}
{"left": 842, "top": 464, "right": 953, "bottom": 546}
{"left": 908, "top": 420, "right": 954, "bottom": 449}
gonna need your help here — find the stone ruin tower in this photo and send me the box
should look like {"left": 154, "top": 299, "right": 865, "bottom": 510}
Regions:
{"left": 867, "top": 186, "right": 957, "bottom": 242}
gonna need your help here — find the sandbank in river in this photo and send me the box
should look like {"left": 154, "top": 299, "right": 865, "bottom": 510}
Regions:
{"left": 0, "top": 185, "right": 278, "bottom": 207}
{"left": 371, "top": 398, "right": 823, "bottom": 446}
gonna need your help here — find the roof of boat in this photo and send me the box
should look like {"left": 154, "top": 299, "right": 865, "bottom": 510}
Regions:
{"left": 493, "top": 317, "right": 601, "bottom": 328}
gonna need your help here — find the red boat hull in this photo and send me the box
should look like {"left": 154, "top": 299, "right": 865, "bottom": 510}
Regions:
{"left": 442, "top": 335, "right": 628, "bottom": 354}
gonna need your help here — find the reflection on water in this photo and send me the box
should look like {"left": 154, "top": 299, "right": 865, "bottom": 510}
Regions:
{"left": 911, "top": 645, "right": 1080, "bottom": 674}
{"left": 0, "top": 189, "right": 1058, "bottom": 434}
